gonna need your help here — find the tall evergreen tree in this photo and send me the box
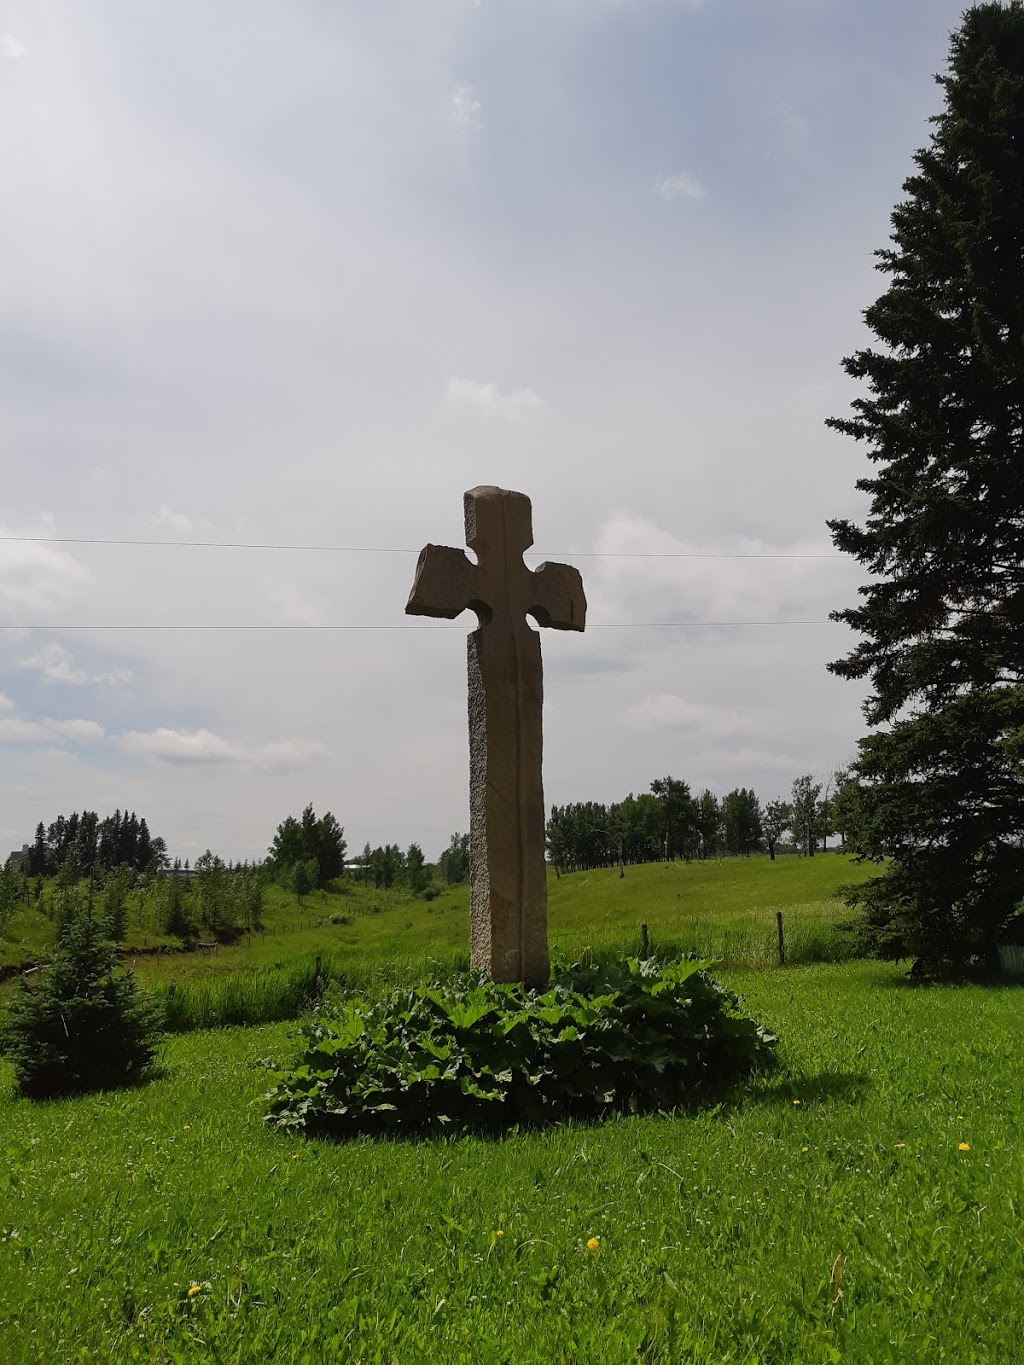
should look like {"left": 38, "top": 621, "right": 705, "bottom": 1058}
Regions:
{"left": 29, "top": 822, "right": 47, "bottom": 877}
{"left": 827, "top": 3, "right": 1024, "bottom": 975}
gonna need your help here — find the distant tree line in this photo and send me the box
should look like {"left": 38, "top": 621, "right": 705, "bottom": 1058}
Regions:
{"left": 352, "top": 832, "right": 471, "bottom": 895}
{"left": 546, "top": 774, "right": 851, "bottom": 874}
{"left": 24, "top": 809, "right": 168, "bottom": 878}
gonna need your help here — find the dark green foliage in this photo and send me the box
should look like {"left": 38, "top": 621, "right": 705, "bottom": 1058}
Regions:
{"left": 437, "top": 831, "right": 470, "bottom": 884}
{"left": 789, "top": 776, "right": 822, "bottom": 858}
{"left": 0, "top": 861, "right": 22, "bottom": 932}
{"left": 1, "top": 906, "right": 163, "bottom": 1098}
{"left": 827, "top": 3, "right": 1024, "bottom": 976}
{"left": 650, "top": 776, "right": 699, "bottom": 860}
{"left": 359, "top": 842, "right": 404, "bottom": 889}
{"left": 100, "top": 864, "right": 136, "bottom": 942}
{"left": 291, "top": 857, "right": 318, "bottom": 905}
{"left": 264, "top": 958, "right": 775, "bottom": 1138}
{"left": 609, "top": 791, "right": 664, "bottom": 864}
{"left": 546, "top": 801, "right": 612, "bottom": 871}
{"left": 695, "top": 788, "right": 722, "bottom": 858}
{"left": 721, "top": 788, "right": 763, "bottom": 856}
{"left": 26, "top": 808, "right": 165, "bottom": 877}
{"left": 269, "top": 805, "right": 346, "bottom": 891}
{"left": 405, "top": 842, "right": 430, "bottom": 894}
{"left": 547, "top": 778, "right": 786, "bottom": 871}
{"left": 762, "top": 799, "right": 791, "bottom": 861}
{"left": 154, "top": 868, "right": 195, "bottom": 941}
{"left": 232, "top": 864, "right": 266, "bottom": 930}
{"left": 548, "top": 780, "right": 704, "bottom": 872}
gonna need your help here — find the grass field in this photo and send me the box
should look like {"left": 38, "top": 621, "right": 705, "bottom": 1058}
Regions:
{"left": 3, "top": 852, "right": 876, "bottom": 997}
{"left": 2, "top": 959, "right": 1021, "bottom": 1363}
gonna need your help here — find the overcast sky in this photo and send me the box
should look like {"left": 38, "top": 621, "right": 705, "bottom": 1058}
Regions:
{"left": 1, "top": 0, "right": 973, "bottom": 862}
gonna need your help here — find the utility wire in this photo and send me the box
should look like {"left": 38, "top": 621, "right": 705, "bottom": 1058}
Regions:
{"left": 0, "top": 533, "right": 842, "bottom": 560}
{"left": 0, "top": 620, "right": 835, "bottom": 631}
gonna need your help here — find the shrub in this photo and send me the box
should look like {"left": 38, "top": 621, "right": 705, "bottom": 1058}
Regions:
{"left": 264, "top": 957, "right": 775, "bottom": 1138}
{"left": 0, "top": 862, "right": 22, "bottom": 933}
{"left": 1, "top": 907, "right": 163, "bottom": 1099}
{"left": 154, "top": 871, "right": 195, "bottom": 941}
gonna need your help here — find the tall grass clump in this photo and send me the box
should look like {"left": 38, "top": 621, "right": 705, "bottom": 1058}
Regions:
{"left": 159, "top": 957, "right": 327, "bottom": 1032}
{"left": 155, "top": 949, "right": 474, "bottom": 1032}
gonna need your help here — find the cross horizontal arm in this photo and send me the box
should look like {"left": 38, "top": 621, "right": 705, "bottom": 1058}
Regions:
{"left": 406, "top": 544, "right": 480, "bottom": 619}
{"left": 527, "top": 561, "right": 587, "bottom": 632}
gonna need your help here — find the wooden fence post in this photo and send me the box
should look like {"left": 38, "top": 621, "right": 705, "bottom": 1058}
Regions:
{"left": 776, "top": 911, "right": 785, "bottom": 966}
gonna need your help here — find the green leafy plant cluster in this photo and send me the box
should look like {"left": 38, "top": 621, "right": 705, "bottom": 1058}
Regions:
{"left": 264, "top": 957, "right": 775, "bottom": 1137}
{"left": 1, "top": 907, "right": 163, "bottom": 1098}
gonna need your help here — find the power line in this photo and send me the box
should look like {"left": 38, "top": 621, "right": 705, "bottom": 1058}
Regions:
{"left": 0, "top": 620, "right": 836, "bottom": 631}
{"left": 0, "top": 533, "right": 842, "bottom": 560}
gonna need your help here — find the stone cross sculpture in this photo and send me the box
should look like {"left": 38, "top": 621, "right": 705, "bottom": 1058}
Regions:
{"left": 406, "top": 485, "right": 586, "bottom": 988}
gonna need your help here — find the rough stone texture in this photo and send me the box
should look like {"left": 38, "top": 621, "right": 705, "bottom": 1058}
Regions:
{"left": 406, "top": 486, "right": 586, "bottom": 987}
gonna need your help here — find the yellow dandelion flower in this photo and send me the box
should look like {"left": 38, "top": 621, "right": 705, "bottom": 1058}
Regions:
{"left": 183, "top": 1125, "right": 191, "bottom": 1131}
{"left": 801, "top": 1146, "right": 809, "bottom": 1153}
{"left": 188, "top": 1285, "right": 202, "bottom": 1297}
{"left": 959, "top": 1142, "right": 971, "bottom": 1152}
{"left": 896, "top": 1143, "right": 906, "bottom": 1149}
{"left": 586, "top": 1237, "right": 601, "bottom": 1252}
{"left": 792, "top": 1099, "right": 801, "bottom": 1106}
{"left": 292, "top": 1154, "right": 300, "bottom": 1161}
{"left": 494, "top": 1230, "right": 504, "bottom": 1238}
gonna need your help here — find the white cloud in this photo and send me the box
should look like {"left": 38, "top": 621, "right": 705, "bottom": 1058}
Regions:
{"left": 268, "top": 581, "right": 331, "bottom": 627}
{"left": 449, "top": 82, "right": 482, "bottom": 127}
{"left": 2, "top": 33, "right": 27, "bottom": 59}
{"left": 445, "top": 377, "right": 547, "bottom": 422}
{"left": 118, "top": 727, "right": 325, "bottom": 773}
{"left": 17, "top": 642, "right": 134, "bottom": 686}
{"left": 654, "top": 172, "right": 705, "bottom": 201}
{"left": 585, "top": 514, "right": 847, "bottom": 628}
{"left": 0, "top": 693, "right": 104, "bottom": 745}
{"left": 625, "top": 692, "right": 754, "bottom": 737}
{"left": 0, "top": 536, "right": 89, "bottom": 614}
{"left": 152, "top": 506, "right": 214, "bottom": 537}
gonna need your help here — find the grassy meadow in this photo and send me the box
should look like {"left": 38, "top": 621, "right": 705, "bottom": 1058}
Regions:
{"left": 2, "top": 960, "right": 1021, "bottom": 1363}
{"left": 4, "top": 852, "right": 1020, "bottom": 1361}
{"left": 3, "top": 851, "right": 873, "bottom": 996}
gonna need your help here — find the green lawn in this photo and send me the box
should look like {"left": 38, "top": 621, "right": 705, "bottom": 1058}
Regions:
{"left": 2, "top": 852, "right": 877, "bottom": 994}
{"left": 2, "top": 960, "right": 1020, "bottom": 1363}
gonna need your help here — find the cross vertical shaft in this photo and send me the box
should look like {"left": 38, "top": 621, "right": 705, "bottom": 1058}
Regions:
{"left": 406, "top": 486, "right": 586, "bottom": 987}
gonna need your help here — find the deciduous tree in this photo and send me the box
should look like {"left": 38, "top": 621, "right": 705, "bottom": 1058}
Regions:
{"left": 722, "top": 788, "right": 763, "bottom": 857}
{"left": 762, "top": 800, "right": 791, "bottom": 862}
{"left": 789, "top": 776, "right": 822, "bottom": 858}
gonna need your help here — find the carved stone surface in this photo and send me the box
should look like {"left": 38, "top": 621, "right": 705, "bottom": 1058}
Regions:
{"left": 406, "top": 486, "right": 586, "bottom": 987}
